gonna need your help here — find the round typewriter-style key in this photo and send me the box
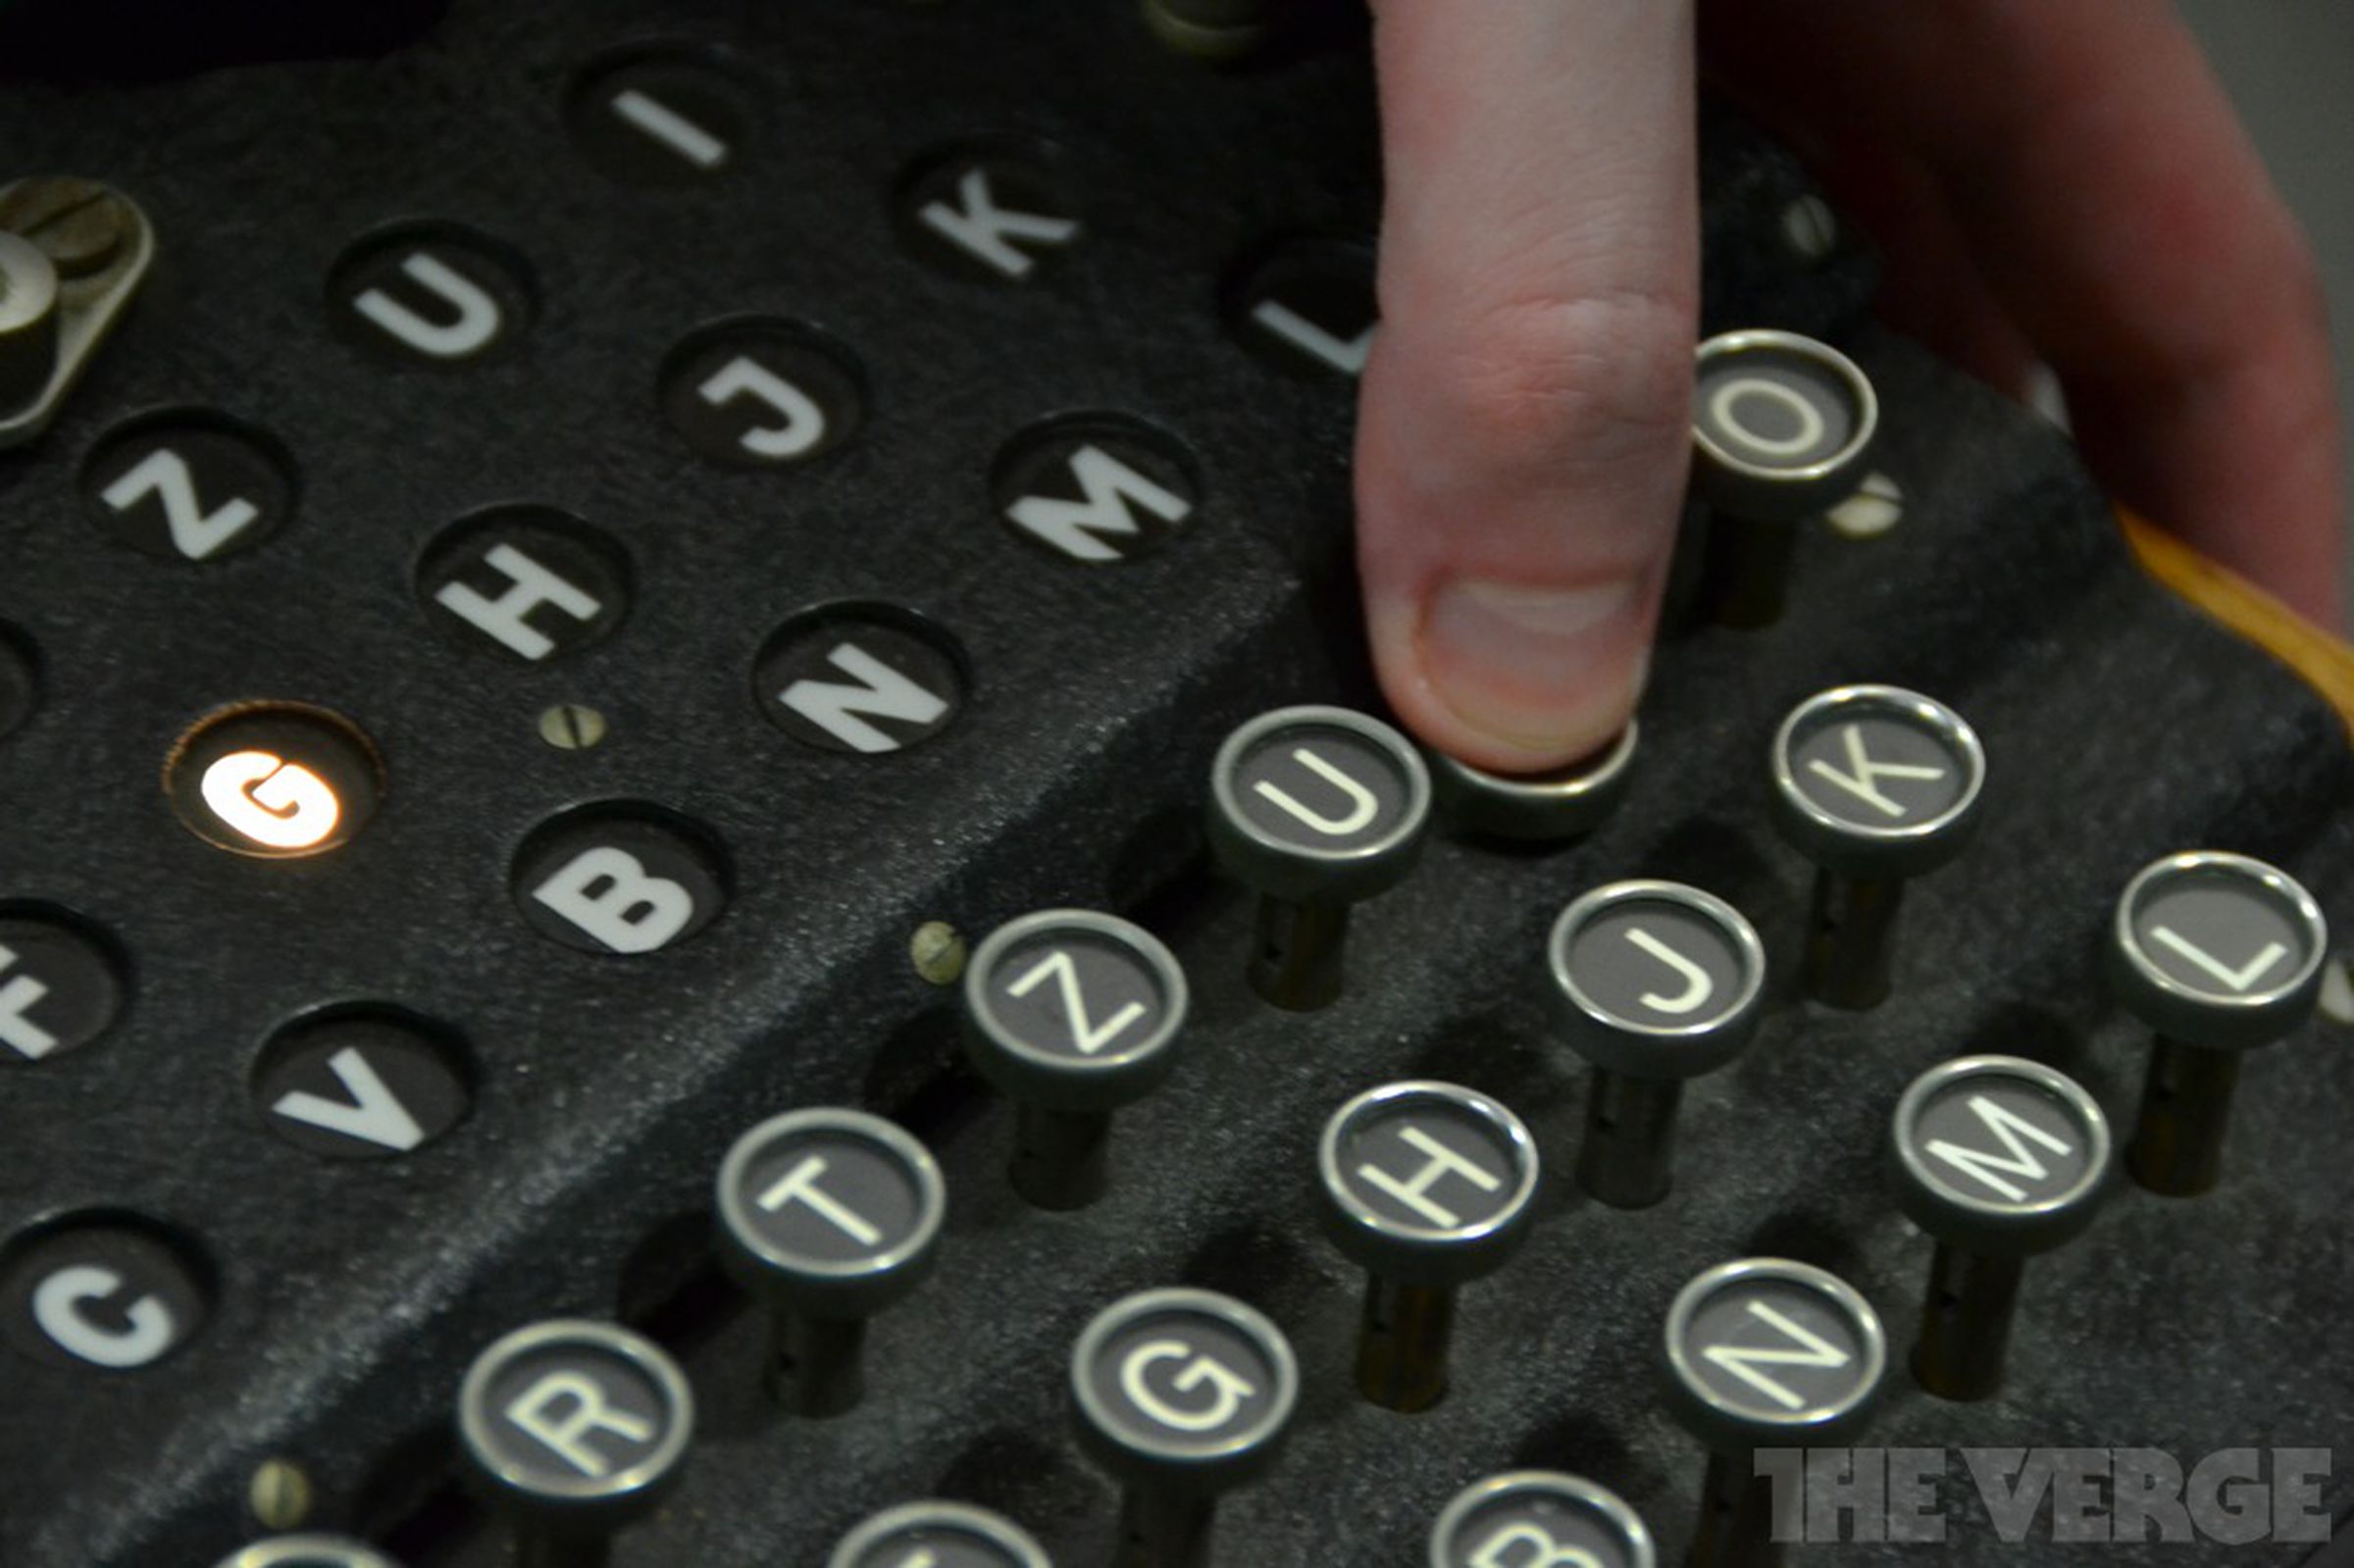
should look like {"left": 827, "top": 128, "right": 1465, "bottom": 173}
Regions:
{"left": 2108, "top": 851, "right": 2328, "bottom": 1047}
{"left": 1692, "top": 331, "right": 1879, "bottom": 522}
{"left": 961, "top": 909, "right": 1189, "bottom": 1210}
{"left": 1890, "top": 1055, "right": 2110, "bottom": 1401}
{"left": 1072, "top": 1288, "right": 1299, "bottom": 1568}
{"left": 829, "top": 1500, "right": 1053, "bottom": 1568}
{"left": 1548, "top": 881, "right": 1766, "bottom": 1208}
{"left": 1426, "top": 721, "right": 1639, "bottom": 843}
{"left": 1663, "top": 1258, "right": 1886, "bottom": 1568}
{"left": 1317, "top": 1082, "right": 1540, "bottom": 1411}
{"left": 2106, "top": 851, "right": 2328, "bottom": 1195}
{"left": 1687, "top": 329, "right": 1878, "bottom": 627}
{"left": 456, "top": 1319, "right": 691, "bottom": 1568}
{"left": 1768, "top": 685, "right": 1985, "bottom": 881}
{"left": 0, "top": 230, "right": 59, "bottom": 412}
{"left": 213, "top": 1537, "right": 404, "bottom": 1568}
{"left": 1428, "top": 1471, "right": 1656, "bottom": 1568}
{"left": 1768, "top": 685, "right": 1986, "bottom": 1010}
{"left": 1663, "top": 1258, "right": 1885, "bottom": 1450}
{"left": 1207, "top": 704, "right": 1431, "bottom": 1010}
{"left": 715, "top": 1108, "right": 946, "bottom": 1416}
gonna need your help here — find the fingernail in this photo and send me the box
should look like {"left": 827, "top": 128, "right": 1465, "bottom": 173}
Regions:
{"left": 1419, "top": 575, "right": 1647, "bottom": 761}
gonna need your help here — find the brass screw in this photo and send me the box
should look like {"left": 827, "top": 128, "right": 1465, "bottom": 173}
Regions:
{"left": 1780, "top": 194, "right": 1839, "bottom": 263}
{"left": 247, "top": 1457, "right": 314, "bottom": 1531}
{"left": 0, "top": 178, "right": 131, "bottom": 280}
{"left": 537, "top": 703, "right": 609, "bottom": 751}
{"left": 910, "top": 921, "right": 967, "bottom": 986}
{"left": 1825, "top": 471, "right": 1906, "bottom": 540}
{"left": 2322, "top": 955, "right": 2354, "bottom": 1028}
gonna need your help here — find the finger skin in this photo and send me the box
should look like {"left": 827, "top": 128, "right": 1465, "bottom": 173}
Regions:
{"left": 1706, "top": 0, "right": 2345, "bottom": 629}
{"left": 1357, "top": 0, "right": 1701, "bottom": 772}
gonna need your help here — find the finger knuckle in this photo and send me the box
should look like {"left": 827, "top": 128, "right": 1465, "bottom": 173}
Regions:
{"left": 1423, "top": 285, "right": 1696, "bottom": 483}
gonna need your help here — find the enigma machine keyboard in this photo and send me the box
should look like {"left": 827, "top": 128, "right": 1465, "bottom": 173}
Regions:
{"left": 3, "top": 4, "right": 2353, "bottom": 1567}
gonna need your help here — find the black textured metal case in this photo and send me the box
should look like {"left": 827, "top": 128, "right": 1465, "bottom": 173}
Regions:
{"left": 1, "top": 3, "right": 2349, "bottom": 1564}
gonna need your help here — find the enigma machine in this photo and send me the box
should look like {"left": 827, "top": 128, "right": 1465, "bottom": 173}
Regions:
{"left": 2, "top": 3, "right": 2352, "bottom": 1566}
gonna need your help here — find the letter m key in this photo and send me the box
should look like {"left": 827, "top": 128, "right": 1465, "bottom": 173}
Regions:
{"left": 1925, "top": 1095, "right": 2073, "bottom": 1204}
